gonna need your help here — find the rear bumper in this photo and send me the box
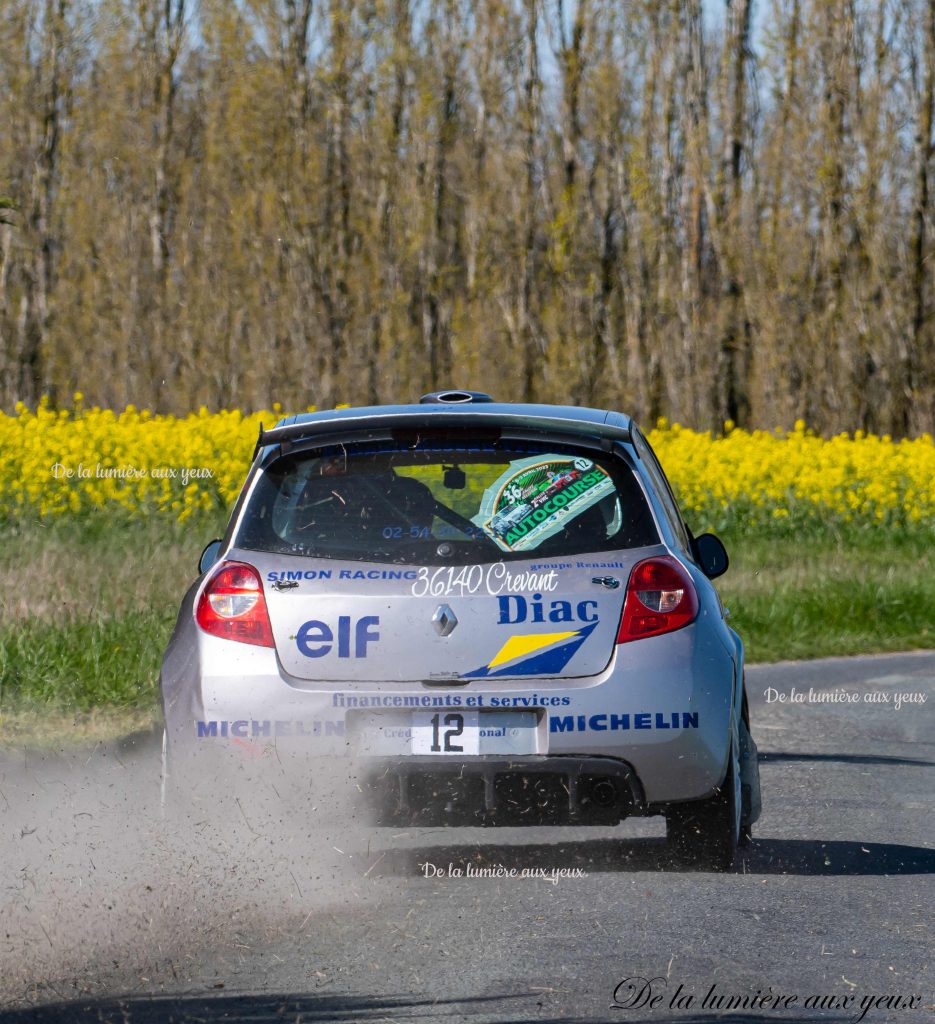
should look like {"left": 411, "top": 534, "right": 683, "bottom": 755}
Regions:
{"left": 361, "top": 754, "right": 646, "bottom": 827}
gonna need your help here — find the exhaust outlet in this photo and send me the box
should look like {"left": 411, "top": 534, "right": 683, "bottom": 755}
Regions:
{"left": 589, "top": 778, "right": 618, "bottom": 808}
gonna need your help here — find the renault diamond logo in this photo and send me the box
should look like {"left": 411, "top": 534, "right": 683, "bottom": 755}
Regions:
{"left": 432, "top": 604, "right": 458, "bottom": 637}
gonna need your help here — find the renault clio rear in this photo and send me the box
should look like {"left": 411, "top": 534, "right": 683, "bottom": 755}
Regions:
{"left": 160, "top": 391, "right": 761, "bottom": 869}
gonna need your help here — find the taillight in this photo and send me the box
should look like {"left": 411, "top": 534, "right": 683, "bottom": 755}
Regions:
{"left": 616, "top": 556, "right": 699, "bottom": 643}
{"left": 195, "top": 561, "right": 274, "bottom": 647}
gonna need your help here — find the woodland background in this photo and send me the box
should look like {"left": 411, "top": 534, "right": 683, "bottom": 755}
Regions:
{"left": 1, "top": 0, "right": 934, "bottom": 436}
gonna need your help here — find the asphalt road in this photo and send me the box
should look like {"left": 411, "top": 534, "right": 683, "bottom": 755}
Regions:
{"left": 1, "top": 652, "right": 933, "bottom": 1023}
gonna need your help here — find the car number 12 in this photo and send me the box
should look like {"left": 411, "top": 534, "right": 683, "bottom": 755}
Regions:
{"left": 411, "top": 710, "right": 480, "bottom": 755}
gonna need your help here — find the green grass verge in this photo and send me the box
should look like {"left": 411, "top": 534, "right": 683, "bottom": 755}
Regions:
{"left": 0, "top": 516, "right": 932, "bottom": 734}
{"left": 719, "top": 527, "right": 935, "bottom": 662}
{"left": 0, "top": 611, "right": 173, "bottom": 711}
{"left": 0, "top": 513, "right": 224, "bottom": 733}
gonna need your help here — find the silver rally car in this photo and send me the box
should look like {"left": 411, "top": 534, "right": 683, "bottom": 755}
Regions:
{"left": 160, "top": 390, "right": 761, "bottom": 869}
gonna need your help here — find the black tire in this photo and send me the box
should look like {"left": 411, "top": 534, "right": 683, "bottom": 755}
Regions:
{"left": 738, "top": 718, "right": 759, "bottom": 846}
{"left": 738, "top": 685, "right": 762, "bottom": 846}
{"left": 666, "top": 740, "right": 741, "bottom": 871}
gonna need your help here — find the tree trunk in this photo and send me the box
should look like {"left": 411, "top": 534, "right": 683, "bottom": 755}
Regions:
{"left": 906, "top": 0, "right": 935, "bottom": 434}
{"left": 719, "top": 0, "right": 752, "bottom": 427}
{"left": 19, "top": 0, "right": 67, "bottom": 406}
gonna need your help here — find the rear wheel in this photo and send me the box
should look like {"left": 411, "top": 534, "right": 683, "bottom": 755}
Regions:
{"left": 738, "top": 689, "right": 761, "bottom": 846}
{"left": 666, "top": 739, "right": 740, "bottom": 871}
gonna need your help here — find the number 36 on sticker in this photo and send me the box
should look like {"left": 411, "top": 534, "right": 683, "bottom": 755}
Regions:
{"left": 411, "top": 711, "right": 480, "bottom": 755}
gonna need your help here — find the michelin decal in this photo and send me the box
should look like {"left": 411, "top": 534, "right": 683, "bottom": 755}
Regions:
{"left": 549, "top": 712, "right": 699, "bottom": 732}
{"left": 196, "top": 719, "right": 345, "bottom": 738}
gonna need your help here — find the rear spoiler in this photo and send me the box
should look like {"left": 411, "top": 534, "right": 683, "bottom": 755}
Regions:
{"left": 252, "top": 409, "right": 632, "bottom": 461}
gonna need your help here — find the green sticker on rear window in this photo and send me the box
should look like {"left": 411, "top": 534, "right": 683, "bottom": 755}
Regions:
{"left": 474, "top": 456, "right": 614, "bottom": 552}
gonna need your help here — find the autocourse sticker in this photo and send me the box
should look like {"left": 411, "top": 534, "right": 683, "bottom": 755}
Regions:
{"left": 474, "top": 456, "right": 614, "bottom": 552}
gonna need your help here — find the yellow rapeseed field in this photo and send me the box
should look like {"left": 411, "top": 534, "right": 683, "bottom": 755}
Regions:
{"left": 649, "top": 418, "right": 935, "bottom": 529}
{"left": 0, "top": 400, "right": 932, "bottom": 528}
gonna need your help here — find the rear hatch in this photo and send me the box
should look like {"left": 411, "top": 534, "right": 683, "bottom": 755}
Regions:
{"left": 230, "top": 435, "right": 660, "bottom": 682}
{"left": 243, "top": 551, "right": 642, "bottom": 682}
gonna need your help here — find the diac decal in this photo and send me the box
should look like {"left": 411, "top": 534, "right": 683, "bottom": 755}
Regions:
{"left": 497, "top": 594, "right": 597, "bottom": 624}
{"left": 465, "top": 622, "right": 598, "bottom": 678}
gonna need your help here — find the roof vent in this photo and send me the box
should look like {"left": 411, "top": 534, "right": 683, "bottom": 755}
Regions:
{"left": 420, "top": 390, "right": 494, "bottom": 405}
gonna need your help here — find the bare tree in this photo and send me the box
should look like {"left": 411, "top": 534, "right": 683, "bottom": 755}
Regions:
{"left": 0, "top": 0, "right": 932, "bottom": 436}
{"left": 17, "top": 0, "right": 68, "bottom": 406}
{"left": 906, "top": 0, "right": 935, "bottom": 434}
{"left": 717, "top": 0, "right": 753, "bottom": 427}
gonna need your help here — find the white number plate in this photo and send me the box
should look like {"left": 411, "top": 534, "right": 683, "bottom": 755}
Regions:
{"left": 348, "top": 710, "right": 538, "bottom": 756}
{"left": 411, "top": 710, "right": 480, "bottom": 755}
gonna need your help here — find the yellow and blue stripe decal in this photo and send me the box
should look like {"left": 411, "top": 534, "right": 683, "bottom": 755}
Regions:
{"left": 464, "top": 622, "right": 598, "bottom": 678}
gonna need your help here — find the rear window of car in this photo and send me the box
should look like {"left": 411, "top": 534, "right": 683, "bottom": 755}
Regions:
{"left": 236, "top": 438, "right": 659, "bottom": 564}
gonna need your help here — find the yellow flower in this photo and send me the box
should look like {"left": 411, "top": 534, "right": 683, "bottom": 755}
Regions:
{"left": 0, "top": 405, "right": 932, "bottom": 529}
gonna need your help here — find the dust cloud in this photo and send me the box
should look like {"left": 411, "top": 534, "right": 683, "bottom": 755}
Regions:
{"left": 0, "top": 732, "right": 380, "bottom": 1007}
